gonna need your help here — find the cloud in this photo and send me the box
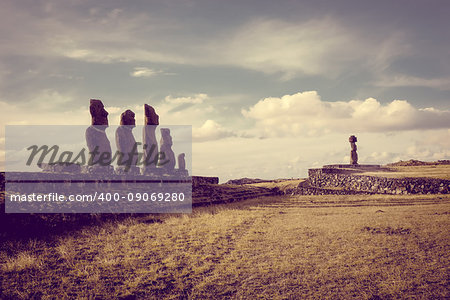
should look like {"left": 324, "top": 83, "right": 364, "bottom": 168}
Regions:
{"left": 193, "top": 120, "right": 236, "bottom": 142}
{"left": 130, "top": 67, "right": 160, "bottom": 77}
{"left": 242, "top": 91, "right": 450, "bottom": 137}
{"left": 164, "top": 94, "right": 209, "bottom": 105}
{"left": 363, "top": 151, "right": 402, "bottom": 164}
{"left": 374, "top": 75, "right": 450, "bottom": 90}
{"left": 405, "top": 129, "right": 450, "bottom": 160}
{"left": 0, "top": 2, "right": 410, "bottom": 80}
{"left": 214, "top": 18, "right": 407, "bottom": 79}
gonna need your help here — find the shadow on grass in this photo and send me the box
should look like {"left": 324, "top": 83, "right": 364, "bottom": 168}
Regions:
{"left": 0, "top": 202, "right": 162, "bottom": 247}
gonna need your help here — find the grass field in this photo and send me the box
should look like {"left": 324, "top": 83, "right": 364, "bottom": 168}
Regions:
{"left": 247, "top": 178, "right": 305, "bottom": 191}
{"left": 362, "top": 164, "right": 450, "bottom": 180}
{"left": 1, "top": 193, "right": 449, "bottom": 299}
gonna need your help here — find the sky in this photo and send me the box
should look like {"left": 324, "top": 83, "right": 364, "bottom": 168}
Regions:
{"left": 1, "top": 0, "right": 449, "bottom": 182}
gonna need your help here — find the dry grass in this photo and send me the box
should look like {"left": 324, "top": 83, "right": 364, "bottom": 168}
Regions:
{"left": 247, "top": 179, "right": 306, "bottom": 191}
{"left": 362, "top": 164, "right": 450, "bottom": 180}
{"left": 2, "top": 252, "right": 43, "bottom": 272}
{"left": 1, "top": 194, "right": 449, "bottom": 299}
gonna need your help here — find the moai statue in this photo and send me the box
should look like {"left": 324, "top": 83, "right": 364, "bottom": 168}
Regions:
{"left": 349, "top": 135, "right": 358, "bottom": 165}
{"left": 159, "top": 128, "right": 176, "bottom": 171}
{"left": 85, "top": 99, "right": 113, "bottom": 173}
{"left": 177, "top": 153, "right": 189, "bottom": 177}
{"left": 115, "top": 109, "right": 140, "bottom": 174}
{"left": 177, "top": 153, "right": 186, "bottom": 170}
{"left": 142, "top": 104, "right": 159, "bottom": 173}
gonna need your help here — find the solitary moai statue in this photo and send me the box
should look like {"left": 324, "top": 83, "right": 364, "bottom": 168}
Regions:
{"left": 349, "top": 135, "right": 358, "bottom": 165}
{"left": 142, "top": 104, "right": 159, "bottom": 171}
{"left": 85, "top": 99, "right": 113, "bottom": 172}
{"left": 159, "top": 128, "right": 176, "bottom": 171}
{"left": 115, "top": 109, "right": 140, "bottom": 174}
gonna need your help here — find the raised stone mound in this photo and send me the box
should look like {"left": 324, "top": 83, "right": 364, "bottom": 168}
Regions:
{"left": 307, "top": 167, "right": 450, "bottom": 195}
{"left": 285, "top": 180, "right": 374, "bottom": 196}
{"left": 192, "top": 176, "right": 219, "bottom": 187}
{"left": 387, "top": 159, "right": 432, "bottom": 167}
{"left": 386, "top": 159, "right": 450, "bottom": 167}
{"left": 38, "top": 163, "right": 82, "bottom": 174}
{"left": 192, "top": 181, "right": 280, "bottom": 206}
{"left": 226, "top": 178, "right": 271, "bottom": 185}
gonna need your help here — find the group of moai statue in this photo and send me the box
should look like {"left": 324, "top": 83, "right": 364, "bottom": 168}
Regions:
{"left": 86, "top": 99, "right": 187, "bottom": 176}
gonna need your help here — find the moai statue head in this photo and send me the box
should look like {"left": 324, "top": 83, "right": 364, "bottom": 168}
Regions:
{"left": 144, "top": 104, "right": 159, "bottom": 125}
{"left": 120, "top": 109, "right": 136, "bottom": 127}
{"left": 90, "top": 99, "right": 109, "bottom": 126}
{"left": 349, "top": 135, "right": 357, "bottom": 150}
{"left": 160, "top": 128, "right": 173, "bottom": 146}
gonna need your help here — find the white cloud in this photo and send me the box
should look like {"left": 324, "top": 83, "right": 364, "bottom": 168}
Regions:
{"left": 363, "top": 151, "right": 402, "bottom": 164}
{"left": 193, "top": 120, "right": 236, "bottom": 142}
{"left": 165, "top": 93, "right": 209, "bottom": 105}
{"left": 242, "top": 91, "right": 450, "bottom": 137}
{"left": 130, "top": 67, "right": 160, "bottom": 77}
{"left": 405, "top": 129, "right": 450, "bottom": 160}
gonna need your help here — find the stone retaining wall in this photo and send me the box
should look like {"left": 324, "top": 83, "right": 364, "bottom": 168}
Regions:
{"left": 308, "top": 168, "right": 449, "bottom": 194}
{"left": 192, "top": 176, "right": 219, "bottom": 187}
{"left": 286, "top": 186, "right": 372, "bottom": 196}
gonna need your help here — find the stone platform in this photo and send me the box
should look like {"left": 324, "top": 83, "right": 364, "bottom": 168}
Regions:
{"left": 295, "top": 164, "right": 450, "bottom": 195}
{"left": 322, "top": 164, "right": 381, "bottom": 169}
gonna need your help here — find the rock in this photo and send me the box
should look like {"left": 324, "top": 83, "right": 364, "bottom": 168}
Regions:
{"left": 178, "top": 153, "right": 186, "bottom": 170}
{"left": 142, "top": 104, "right": 159, "bottom": 172}
{"left": 115, "top": 110, "right": 140, "bottom": 174}
{"left": 159, "top": 128, "right": 176, "bottom": 170}
{"left": 89, "top": 99, "right": 109, "bottom": 126}
{"left": 349, "top": 135, "right": 358, "bottom": 165}
{"left": 85, "top": 99, "right": 113, "bottom": 172}
{"left": 144, "top": 104, "right": 159, "bottom": 125}
{"left": 38, "top": 163, "right": 81, "bottom": 173}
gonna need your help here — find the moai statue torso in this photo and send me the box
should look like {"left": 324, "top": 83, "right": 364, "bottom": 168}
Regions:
{"left": 159, "top": 128, "right": 176, "bottom": 171}
{"left": 115, "top": 110, "right": 139, "bottom": 173}
{"left": 349, "top": 135, "right": 358, "bottom": 165}
{"left": 85, "top": 99, "right": 113, "bottom": 172}
{"left": 142, "top": 104, "right": 159, "bottom": 171}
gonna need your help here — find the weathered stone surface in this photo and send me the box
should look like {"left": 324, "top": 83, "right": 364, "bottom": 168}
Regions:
{"left": 323, "top": 164, "right": 381, "bottom": 170}
{"left": 142, "top": 104, "right": 159, "bottom": 171}
{"left": 192, "top": 176, "right": 219, "bottom": 187}
{"left": 192, "top": 178, "right": 278, "bottom": 205}
{"left": 159, "top": 128, "right": 176, "bottom": 170}
{"left": 89, "top": 99, "right": 109, "bottom": 126}
{"left": 178, "top": 153, "right": 186, "bottom": 170}
{"left": 85, "top": 99, "right": 112, "bottom": 173}
{"left": 38, "top": 163, "right": 81, "bottom": 173}
{"left": 115, "top": 110, "right": 140, "bottom": 174}
{"left": 349, "top": 135, "right": 358, "bottom": 165}
{"left": 307, "top": 168, "right": 450, "bottom": 195}
{"left": 144, "top": 104, "right": 159, "bottom": 125}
